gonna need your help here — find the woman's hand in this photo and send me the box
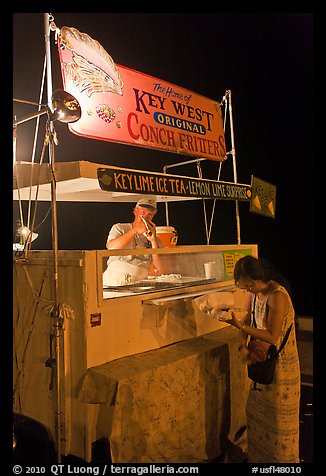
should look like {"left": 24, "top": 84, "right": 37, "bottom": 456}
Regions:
{"left": 238, "top": 344, "right": 251, "bottom": 363}
{"left": 226, "top": 311, "right": 245, "bottom": 329}
{"left": 210, "top": 309, "right": 245, "bottom": 329}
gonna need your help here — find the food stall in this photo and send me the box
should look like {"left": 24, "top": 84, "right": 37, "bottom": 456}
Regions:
{"left": 13, "top": 18, "right": 269, "bottom": 463}
{"left": 13, "top": 160, "right": 257, "bottom": 462}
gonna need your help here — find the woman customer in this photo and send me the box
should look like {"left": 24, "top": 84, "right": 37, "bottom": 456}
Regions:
{"left": 223, "top": 255, "right": 300, "bottom": 463}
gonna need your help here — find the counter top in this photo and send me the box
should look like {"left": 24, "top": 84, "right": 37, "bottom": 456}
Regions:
{"left": 103, "top": 276, "right": 218, "bottom": 299}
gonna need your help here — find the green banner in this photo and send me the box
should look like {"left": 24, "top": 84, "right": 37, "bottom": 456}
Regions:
{"left": 222, "top": 249, "right": 253, "bottom": 279}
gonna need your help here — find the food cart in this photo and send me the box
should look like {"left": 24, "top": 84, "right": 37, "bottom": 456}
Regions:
{"left": 13, "top": 16, "right": 270, "bottom": 463}
{"left": 13, "top": 160, "right": 257, "bottom": 462}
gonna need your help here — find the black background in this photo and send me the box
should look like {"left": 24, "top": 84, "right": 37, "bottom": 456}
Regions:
{"left": 13, "top": 12, "right": 313, "bottom": 316}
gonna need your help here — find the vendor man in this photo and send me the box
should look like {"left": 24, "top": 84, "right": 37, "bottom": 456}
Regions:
{"left": 103, "top": 197, "right": 164, "bottom": 286}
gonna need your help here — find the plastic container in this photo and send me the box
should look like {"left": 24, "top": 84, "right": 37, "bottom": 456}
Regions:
{"left": 156, "top": 226, "right": 178, "bottom": 247}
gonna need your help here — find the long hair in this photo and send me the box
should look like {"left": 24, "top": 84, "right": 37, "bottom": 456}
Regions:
{"left": 234, "top": 255, "right": 293, "bottom": 297}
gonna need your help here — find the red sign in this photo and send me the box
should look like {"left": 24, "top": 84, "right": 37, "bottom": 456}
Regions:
{"left": 57, "top": 27, "right": 226, "bottom": 161}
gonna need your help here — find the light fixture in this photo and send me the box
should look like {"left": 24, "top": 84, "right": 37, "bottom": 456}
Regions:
{"left": 50, "top": 89, "right": 81, "bottom": 123}
{"left": 16, "top": 224, "right": 39, "bottom": 245}
{"left": 13, "top": 89, "right": 81, "bottom": 126}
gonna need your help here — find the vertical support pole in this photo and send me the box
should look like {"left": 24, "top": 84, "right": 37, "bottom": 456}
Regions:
{"left": 163, "top": 166, "right": 170, "bottom": 226}
{"left": 165, "top": 201, "right": 170, "bottom": 226}
{"left": 44, "top": 12, "right": 63, "bottom": 463}
{"left": 228, "top": 90, "right": 241, "bottom": 244}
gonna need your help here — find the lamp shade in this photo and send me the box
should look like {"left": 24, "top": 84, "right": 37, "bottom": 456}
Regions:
{"left": 17, "top": 226, "right": 38, "bottom": 244}
{"left": 50, "top": 89, "right": 81, "bottom": 123}
{"left": 13, "top": 90, "right": 81, "bottom": 126}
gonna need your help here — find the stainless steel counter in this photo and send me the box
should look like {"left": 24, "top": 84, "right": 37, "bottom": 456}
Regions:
{"left": 103, "top": 276, "right": 216, "bottom": 298}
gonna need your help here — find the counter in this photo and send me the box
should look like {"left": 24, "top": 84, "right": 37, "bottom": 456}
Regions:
{"left": 13, "top": 244, "right": 257, "bottom": 461}
{"left": 78, "top": 327, "right": 251, "bottom": 463}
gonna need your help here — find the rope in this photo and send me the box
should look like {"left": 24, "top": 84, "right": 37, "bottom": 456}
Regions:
{"left": 27, "top": 54, "right": 47, "bottom": 230}
{"left": 204, "top": 94, "right": 229, "bottom": 244}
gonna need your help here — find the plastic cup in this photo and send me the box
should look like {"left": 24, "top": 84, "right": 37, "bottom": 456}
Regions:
{"left": 204, "top": 262, "right": 217, "bottom": 279}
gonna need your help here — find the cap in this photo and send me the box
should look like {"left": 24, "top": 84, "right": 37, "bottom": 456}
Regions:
{"left": 135, "top": 198, "right": 157, "bottom": 210}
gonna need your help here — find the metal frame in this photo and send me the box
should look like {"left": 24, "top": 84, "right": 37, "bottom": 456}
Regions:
{"left": 162, "top": 90, "right": 241, "bottom": 244}
{"left": 14, "top": 15, "right": 242, "bottom": 463}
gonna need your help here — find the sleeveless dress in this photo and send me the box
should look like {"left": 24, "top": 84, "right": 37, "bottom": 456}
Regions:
{"left": 246, "top": 285, "right": 301, "bottom": 463}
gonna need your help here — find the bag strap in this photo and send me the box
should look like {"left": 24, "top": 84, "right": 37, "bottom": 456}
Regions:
{"left": 250, "top": 293, "right": 292, "bottom": 353}
{"left": 276, "top": 323, "right": 292, "bottom": 355}
{"left": 251, "top": 294, "right": 257, "bottom": 328}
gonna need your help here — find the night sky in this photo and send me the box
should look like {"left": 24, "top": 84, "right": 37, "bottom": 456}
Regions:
{"left": 13, "top": 12, "right": 313, "bottom": 315}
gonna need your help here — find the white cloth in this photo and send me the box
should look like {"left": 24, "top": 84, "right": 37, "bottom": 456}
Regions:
{"left": 103, "top": 260, "right": 149, "bottom": 286}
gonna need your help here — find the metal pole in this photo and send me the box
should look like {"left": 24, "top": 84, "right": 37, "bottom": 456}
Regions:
{"left": 163, "top": 157, "right": 206, "bottom": 170}
{"left": 44, "top": 12, "right": 63, "bottom": 463}
{"left": 163, "top": 158, "right": 206, "bottom": 226}
{"left": 227, "top": 90, "right": 241, "bottom": 244}
{"left": 13, "top": 109, "right": 48, "bottom": 126}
